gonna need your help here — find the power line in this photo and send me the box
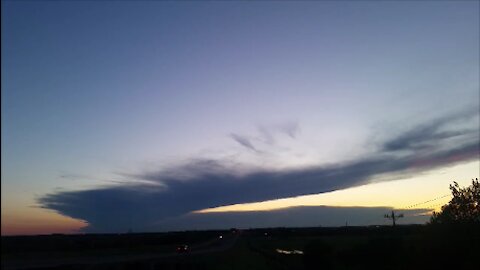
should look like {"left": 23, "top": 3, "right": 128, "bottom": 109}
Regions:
{"left": 351, "top": 193, "right": 453, "bottom": 226}
{"left": 402, "top": 194, "right": 451, "bottom": 209}
{"left": 422, "top": 202, "right": 449, "bottom": 211}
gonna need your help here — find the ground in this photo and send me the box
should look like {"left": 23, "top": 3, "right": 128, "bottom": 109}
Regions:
{"left": 2, "top": 225, "right": 479, "bottom": 270}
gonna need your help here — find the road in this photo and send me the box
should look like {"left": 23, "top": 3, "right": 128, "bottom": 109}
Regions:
{"left": 2, "top": 232, "right": 241, "bottom": 270}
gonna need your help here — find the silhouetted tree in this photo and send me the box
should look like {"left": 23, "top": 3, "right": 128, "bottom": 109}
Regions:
{"left": 429, "top": 178, "right": 479, "bottom": 224}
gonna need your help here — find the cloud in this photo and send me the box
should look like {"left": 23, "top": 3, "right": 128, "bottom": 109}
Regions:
{"left": 278, "top": 121, "right": 300, "bottom": 138}
{"left": 230, "top": 133, "right": 258, "bottom": 152}
{"left": 232, "top": 121, "right": 300, "bottom": 151}
{"left": 257, "top": 121, "right": 300, "bottom": 144}
{"left": 383, "top": 108, "right": 479, "bottom": 152}
{"left": 153, "top": 206, "right": 431, "bottom": 231}
{"left": 38, "top": 110, "right": 479, "bottom": 232}
{"left": 59, "top": 173, "right": 90, "bottom": 181}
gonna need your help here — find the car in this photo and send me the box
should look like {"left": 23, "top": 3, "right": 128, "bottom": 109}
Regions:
{"left": 176, "top": 244, "right": 189, "bottom": 253}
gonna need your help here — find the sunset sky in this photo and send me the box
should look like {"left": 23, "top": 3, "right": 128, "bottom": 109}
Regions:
{"left": 2, "top": 1, "right": 479, "bottom": 235}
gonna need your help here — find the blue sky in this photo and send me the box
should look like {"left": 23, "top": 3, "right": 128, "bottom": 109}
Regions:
{"left": 2, "top": 1, "right": 479, "bottom": 234}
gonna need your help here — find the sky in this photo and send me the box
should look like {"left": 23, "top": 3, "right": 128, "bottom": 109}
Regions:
{"left": 1, "top": 0, "right": 479, "bottom": 235}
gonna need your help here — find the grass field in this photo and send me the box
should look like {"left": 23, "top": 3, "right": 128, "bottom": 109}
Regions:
{"left": 2, "top": 225, "right": 479, "bottom": 270}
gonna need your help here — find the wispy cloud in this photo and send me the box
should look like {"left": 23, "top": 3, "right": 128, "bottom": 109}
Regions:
{"left": 258, "top": 121, "right": 300, "bottom": 143}
{"left": 278, "top": 121, "right": 300, "bottom": 139}
{"left": 38, "top": 109, "right": 479, "bottom": 232}
{"left": 383, "top": 109, "right": 479, "bottom": 152}
{"left": 230, "top": 133, "right": 258, "bottom": 152}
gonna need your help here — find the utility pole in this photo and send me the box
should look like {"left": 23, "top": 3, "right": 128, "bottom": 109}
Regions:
{"left": 384, "top": 210, "right": 404, "bottom": 226}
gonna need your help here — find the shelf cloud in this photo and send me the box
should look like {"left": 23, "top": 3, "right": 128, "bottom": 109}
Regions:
{"left": 38, "top": 109, "right": 479, "bottom": 232}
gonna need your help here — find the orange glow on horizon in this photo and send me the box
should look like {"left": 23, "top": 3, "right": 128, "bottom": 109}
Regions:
{"left": 2, "top": 220, "right": 87, "bottom": 236}
{"left": 2, "top": 161, "right": 477, "bottom": 235}
{"left": 1, "top": 209, "right": 87, "bottom": 236}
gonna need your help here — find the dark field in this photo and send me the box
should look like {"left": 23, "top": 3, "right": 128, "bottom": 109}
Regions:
{"left": 2, "top": 225, "right": 479, "bottom": 270}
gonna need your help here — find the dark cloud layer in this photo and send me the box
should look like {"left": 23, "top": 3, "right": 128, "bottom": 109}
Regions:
{"left": 39, "top": 111, "right": 479, "bottom": 232}
{"left": 154, "top": 206, "right": 431, "bottom": 232}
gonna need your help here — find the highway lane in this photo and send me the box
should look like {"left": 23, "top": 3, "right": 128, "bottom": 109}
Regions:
{"left": 2, "top": 232, "right": 241, "bottom": 270}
